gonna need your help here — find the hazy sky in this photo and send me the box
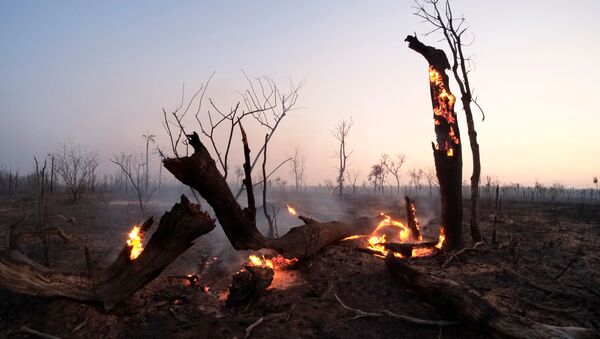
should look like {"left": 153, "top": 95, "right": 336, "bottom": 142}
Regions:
{"left": 1, "top": 1, "right": 599, "bottom": 187}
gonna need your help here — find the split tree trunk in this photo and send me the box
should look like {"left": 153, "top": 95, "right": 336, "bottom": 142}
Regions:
{"left": 405, "top": 35, "right": 463, "bottom": 250}
{"left": 0, "top": 195, "right": 215, "bottom": 310}
{"left": 385, "top": 256, "right": 598, "bottom": 339}
{"left": 163, "top": 132, "right": 381, "bottom": 259}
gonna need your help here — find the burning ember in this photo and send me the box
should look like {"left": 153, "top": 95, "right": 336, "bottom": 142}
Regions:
{"left": 126, "top": 225, "right": 144, "bottom": 260}
{"left": 286, "top": 204, "right": 297, "bottom": 215}
{"left": 247, "top": 254, "right": 298, "bottom": 270}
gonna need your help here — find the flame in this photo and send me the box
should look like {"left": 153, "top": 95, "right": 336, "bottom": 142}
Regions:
{"left": 409, "top": 202, "right": 424, "bottom": 242}
{"left": 357, "top": 214, "right": 445, "bottom": 258}
{"left": 435, "top": 227, "right": 446, "bottom": 249}
{"left": 248, "top": 254, "right": 273, "bottom": 269}
{"left": 247, "top": 254, "right": 298, "bottom": 270}
{"left": 127, "top": 226, "right": 144, "bottom": 260}
{"left": 341, "top": 235, "right": 362, "bottom": 241}
{"left": 286, "top": 204, "right": 297, "bottom": 215}
{"left": 429, "top": 66, "right": 458, "bottom": 158}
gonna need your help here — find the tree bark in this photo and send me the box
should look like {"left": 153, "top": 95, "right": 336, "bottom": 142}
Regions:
{"left": 405, "top": 35, "right": 463, "bottom": 250}
{"left": 385, "top": 256, "right": 598, "bottom": 339}
{"left": 163, "top": 132, "right": 381, "bottom": 258}
{"left": 0, "top": 195, "right": 215, "bottom": 310}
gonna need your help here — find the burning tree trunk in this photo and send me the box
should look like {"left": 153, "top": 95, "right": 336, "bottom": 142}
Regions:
{"left": 0, "top": 196, "right": 215, "bottom": 310}
{"left": 386, "top": 256, "right": 598, "bottom": 339}
{"left": 163, "top": 132, "right": 381, "bottom": 259}
{"left": 405, "top": 35, "right": 463, "bottom": 250}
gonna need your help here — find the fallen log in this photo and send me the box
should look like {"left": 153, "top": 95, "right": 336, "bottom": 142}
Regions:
{"left": 164, "top": 132, "right": 382, "bottom": 259}
{"left": 0, "top": 195, "right": 216, "bottom": 310}
{"left": 385, "top": 256, "right": 598, "bottom": 339}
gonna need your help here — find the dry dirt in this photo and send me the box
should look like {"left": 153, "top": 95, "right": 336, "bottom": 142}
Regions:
{"left": 0, "top": 193, "right": 598, "bottom": 338}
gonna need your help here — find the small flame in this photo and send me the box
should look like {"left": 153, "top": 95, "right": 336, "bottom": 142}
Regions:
{"left": 435, "top": 227, "right": 446, "bottom": 249}
{"left": 286, "top": 204, "right": 297, "bottom": 215}
{"left": 341, "top": 235, "right": 362, "bottom": 241}
{"left": 127, "top": 226, "right": 144, "bottom": 260}
{"left": 247, "top": 254, "right": 298, "bottom": 270}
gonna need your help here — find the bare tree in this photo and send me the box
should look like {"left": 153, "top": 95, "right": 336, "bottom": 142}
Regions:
{"left": 415, "top": 0, "right": 484, "bottom": 242}
{"left": 424, "top": 167, "right": 438, "bottom": 199}
{"left": 368, "top": 164, "right": 384, "bottom": 194}
{"left": 160, "top": 72, "right": 302, "bottom": 201}
{"left": 111, "top": 152, "right": 157, "bottom": 211}
{"left": 346, "top": 169, "right": 360, "bottom": 194}
{"left": 142, "top": 133, "right": 156, "bottom": 192}
{"left": 54, "top": 142, "right": 98, "bottom": 203}
{"left": 383, "top": 153, "right": 407, "bottom": 195}
{"left": 408, "top": 168, "right": 424, "bottom": 195}
{"left": 289, "top": 147, "right": 306, "bottom": 193}
{"left": 333, "top": 118, "right": 354, "bottom": 199}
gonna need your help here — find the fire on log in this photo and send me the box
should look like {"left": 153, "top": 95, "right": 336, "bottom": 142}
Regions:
{"left": 0, "top": 195, "right": 216, "bottom": 310}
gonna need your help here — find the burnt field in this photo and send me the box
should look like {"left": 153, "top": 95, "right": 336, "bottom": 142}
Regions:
{"left": 1, "top": 192, "right": 598, "bottom": 338}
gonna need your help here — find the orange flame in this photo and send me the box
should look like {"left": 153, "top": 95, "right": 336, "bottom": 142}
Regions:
{"left": 126, "top": 226, "right": 144, "bottom": 260}
{"left": 341, "top": 235, "right": 362, "bottom": 241}
{"left": 429, "top": 66, "right": 458, "bottom": 158}
{"left": 247, "top": 254, "right": 298, "bottom": 270}
{"left": 435, "top": 227, "right": 446, "bottom": 249}
{"left": 286, "top": 204, "right": 297, "bottom": 215}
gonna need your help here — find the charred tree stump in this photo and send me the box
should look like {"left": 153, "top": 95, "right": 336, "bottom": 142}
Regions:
{"left": 405, "top": 196, "right": 422, "bottom": 241}
{"left": 227, "top": 265, "right": 274, "bottom": 307}
{"left": 405, "top": 35, "right": 463, "bottom": 250}
{"left": 0, "top": 195, "right": 216, "bottom": 310}
{"left": 164, "top": 132, "right": 383, "bottom": 259}
{"left": 385, "top": 256, "right": 598, "bottom": 339}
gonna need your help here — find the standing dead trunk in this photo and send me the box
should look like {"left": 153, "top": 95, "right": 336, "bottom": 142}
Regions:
{"left": 405, "top": 35, "right": 463, "bottom": 250}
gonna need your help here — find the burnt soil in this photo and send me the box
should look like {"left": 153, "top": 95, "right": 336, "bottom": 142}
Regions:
{"left": 0, "top": 193, "right": 598, "bottom": 338}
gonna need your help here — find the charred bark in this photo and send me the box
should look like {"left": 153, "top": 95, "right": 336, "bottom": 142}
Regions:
{"left": 386, "top": 256, "right": 597, "bottom": 339}
{"left": 0, "top": 195, "right": 215, "bottom": 310}
{"left": 404, "top": 196, "right": 422, "bottom": 241}
{"left": 164, "top": 132, "right": 381, "bottom": 258}
{"left": 405, "top": 35, "right": 463, "bottom": 250}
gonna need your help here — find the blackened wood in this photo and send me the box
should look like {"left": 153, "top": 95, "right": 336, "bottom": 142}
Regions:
{"left": 405, "top": 34, "right": 463, "bottom": 250}
{"left": 404, "top": 196, "right": 422, "bottom": 241}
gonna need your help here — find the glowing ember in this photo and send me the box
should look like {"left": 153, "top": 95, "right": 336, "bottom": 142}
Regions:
{"left": 126, "top": 226, "right": 144, "bottom": 260}
{"left": 248, "top": 254, "right": 274, "bottom": 269}
{"left": 247, "top": 254, "right": 298, "bottom": 270}
{"left": 286, "top": 204, "right": 297, "bottom": 215}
